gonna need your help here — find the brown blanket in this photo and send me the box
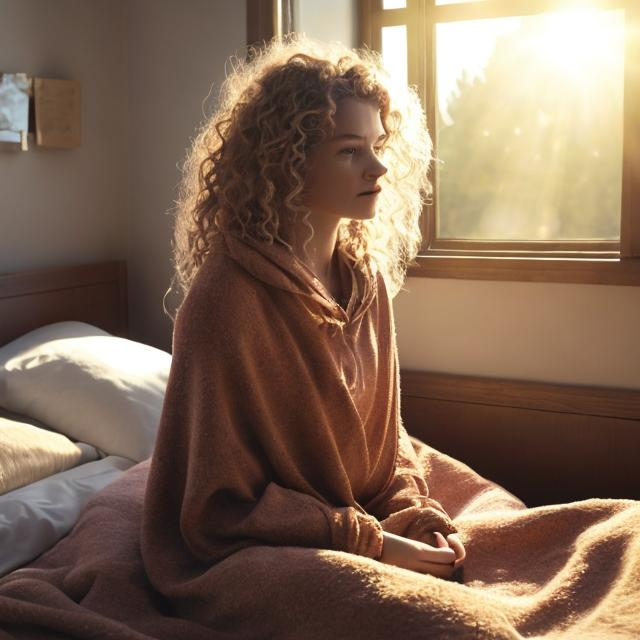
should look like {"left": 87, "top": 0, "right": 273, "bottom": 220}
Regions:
{"left": 0, "top": 443, "right": 638, "bottom": 639}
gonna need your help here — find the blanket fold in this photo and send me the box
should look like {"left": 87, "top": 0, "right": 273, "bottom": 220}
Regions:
{"left": 1, "top": 441, "right": 638, "bottom": 639}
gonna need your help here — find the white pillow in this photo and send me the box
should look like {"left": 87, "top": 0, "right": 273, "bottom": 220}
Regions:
{"left": 0, "top": 321, "right": 171, "bottom": 462}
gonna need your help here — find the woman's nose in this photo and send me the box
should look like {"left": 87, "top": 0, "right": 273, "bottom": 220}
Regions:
{"left": 366, "top": 156, "right": 388, "bottom": 180}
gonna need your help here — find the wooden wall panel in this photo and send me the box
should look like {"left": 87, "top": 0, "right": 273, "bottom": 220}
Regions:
{"left": 401, "top": 371, "right": 640, "bottom": 507}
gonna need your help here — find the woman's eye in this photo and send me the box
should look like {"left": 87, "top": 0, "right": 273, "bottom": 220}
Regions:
{"left": 339, "top": 146, "right": 385, "bottom": 156}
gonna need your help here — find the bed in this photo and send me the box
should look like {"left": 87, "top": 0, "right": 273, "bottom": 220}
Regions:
{"left": 0, "top": 261, "right": 170, "bottom": 578}
{"left": 0, "top": 260, "right": 639, "bottom": 639}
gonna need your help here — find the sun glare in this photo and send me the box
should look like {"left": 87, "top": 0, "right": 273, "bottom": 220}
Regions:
{"left": 529, "top": 8, "right": 623, "bottom": 76}
{"left": 436, "top": 6, "right": 624, "bottom": 124}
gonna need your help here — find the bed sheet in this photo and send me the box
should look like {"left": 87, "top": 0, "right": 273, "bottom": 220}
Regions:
{"left": 0, "top": 454, "right": 135, "bottom": 577}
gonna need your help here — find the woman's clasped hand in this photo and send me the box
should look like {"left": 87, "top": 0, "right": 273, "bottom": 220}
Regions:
{"left": 380, "top": 530, "right": 466, "bottom": 580}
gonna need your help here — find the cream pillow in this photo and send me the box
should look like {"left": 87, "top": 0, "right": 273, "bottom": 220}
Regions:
{"left": 0, "top": 416, "right": 88, "bottom": 495}
{"left": 0, "top": 321, "right": 171, "bottom": 462}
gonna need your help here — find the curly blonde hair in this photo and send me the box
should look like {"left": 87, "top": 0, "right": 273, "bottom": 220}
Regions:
{"left": 165, "top": 32, "right": 432, "bottom": 320}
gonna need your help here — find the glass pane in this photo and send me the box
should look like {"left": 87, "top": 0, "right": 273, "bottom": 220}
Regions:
{"left": 381, "top": 25, "right": 408, "bottom": 89}
{"left": 435, "top": 8, "right": 624, "bottom": 241}
{"left": 383, "top": 0, "right": 406, "bottom": 8}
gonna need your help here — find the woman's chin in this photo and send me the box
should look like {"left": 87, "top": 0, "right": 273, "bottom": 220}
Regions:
{"left": 344, "top": 207, "right": 377, "bottom": 221}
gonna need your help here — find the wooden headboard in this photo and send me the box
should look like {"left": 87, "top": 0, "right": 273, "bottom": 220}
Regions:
{"left": 0, "top": 261, "right": 128, "bottom": 345}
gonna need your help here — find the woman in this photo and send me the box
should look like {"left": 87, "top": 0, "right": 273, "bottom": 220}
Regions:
{"left": 141, "top": 33, "right": 465, "bottom": 614}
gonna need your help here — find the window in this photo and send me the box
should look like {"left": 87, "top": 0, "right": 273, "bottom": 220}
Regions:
{"left": 358, "top": 0, "right": 640, "bottom": 285}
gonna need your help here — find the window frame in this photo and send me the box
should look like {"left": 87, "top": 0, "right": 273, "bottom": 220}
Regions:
{"left": 358, "top": 0, "right": 640, "bottom": 285}
{"left": 246, "top": 0, "right": 294, "bottom": 51}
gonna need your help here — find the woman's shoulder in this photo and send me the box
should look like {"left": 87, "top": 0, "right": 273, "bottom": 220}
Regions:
{"left": 174, "top": 243, "right": 264, "bottom": 341}
{"left": 192, "top": 234, "right": 268, "bottom": 298}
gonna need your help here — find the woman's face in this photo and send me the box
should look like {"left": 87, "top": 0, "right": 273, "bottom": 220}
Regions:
{"left": 301, "top": 97, "right": 388, "bottom": 221}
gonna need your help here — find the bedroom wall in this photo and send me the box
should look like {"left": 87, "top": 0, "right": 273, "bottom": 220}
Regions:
{"left": 123, "top": 0, "right": 247, "bottom": 352}
{"left": 0, "top": 0, "right": 128, "bottom": 272}
{"left": 394, "top": 279, "right": 640, "bottom": 390}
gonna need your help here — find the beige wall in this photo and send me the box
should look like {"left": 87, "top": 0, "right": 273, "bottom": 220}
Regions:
{"left": 0, "top": 0, "right": 129, "bottom": 273}
{"left": 124, "top": 0, "right": 246, "bottom": 352}
{"left": 395, "top": 278, "right": 640, "bottom": 390}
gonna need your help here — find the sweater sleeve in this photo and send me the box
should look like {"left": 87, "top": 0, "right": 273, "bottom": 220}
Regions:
{"left": 143, "top": 288, "right": 384, "bottom": 568}
{"left": 196, "top": 479, "right": 384, "bottom": 562}
{"left": 364, "top": 419, "right": 458, "bottom": 540}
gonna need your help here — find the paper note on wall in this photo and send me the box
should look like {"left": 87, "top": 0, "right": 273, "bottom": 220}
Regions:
{"left": 34, "top": 78, "right": 81, "bottom": 148}
{"left": 0, "top": 73, "right": 31, "bottom": 149}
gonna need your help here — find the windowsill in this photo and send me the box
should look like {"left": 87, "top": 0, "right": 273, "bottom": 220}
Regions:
{"left": 407, "top": 255, "right": 640, "bottom": 286}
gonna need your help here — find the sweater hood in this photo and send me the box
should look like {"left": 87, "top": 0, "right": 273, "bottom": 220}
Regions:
{"left": 218, "top": 229, "right": 379, "bottom": 334}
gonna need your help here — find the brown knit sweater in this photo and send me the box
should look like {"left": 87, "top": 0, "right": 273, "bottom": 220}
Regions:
{"left": 141, "top": 229, "right": 456, "bottom": 600}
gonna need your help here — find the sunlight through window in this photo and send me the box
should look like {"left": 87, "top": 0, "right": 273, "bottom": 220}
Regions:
{"left": 434, "top": 8, "right": 625, "bottom": 241}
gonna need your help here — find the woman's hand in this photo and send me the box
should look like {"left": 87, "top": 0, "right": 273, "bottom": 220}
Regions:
{"left": 444, "top": 532, "right": 466, "bottom": 570}
{"left": 380, "top": 530, "right": 460, "bottom": 579}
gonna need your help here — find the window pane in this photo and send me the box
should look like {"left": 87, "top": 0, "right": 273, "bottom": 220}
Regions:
{"left": 383, "top": 0, "right": 406, "bottom": 8}
{"left": 381, "top": 25, "right": 408, "bottom": 89}
{"left": 435, "top": 9, "right": 624, "bottom": 241}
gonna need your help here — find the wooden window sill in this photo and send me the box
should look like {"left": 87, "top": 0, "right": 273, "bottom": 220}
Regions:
{"left": 407, "top": 255, "right": 640, "bottom": 286}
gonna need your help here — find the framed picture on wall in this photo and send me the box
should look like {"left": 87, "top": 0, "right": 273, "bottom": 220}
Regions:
{"left": 0, "top": 72, "right": 31, "bottom": 150}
